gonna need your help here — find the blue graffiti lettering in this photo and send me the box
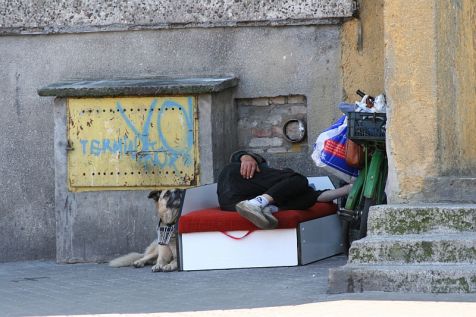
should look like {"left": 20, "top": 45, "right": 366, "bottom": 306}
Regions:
{"left": 112, "top": 139, "right": 122, "bottom": 153}
{"left": 79, "top": 138, "right": 134, "bottom": 156}
{"left": 155, "top": 98, "right": 194, "bottom": 170}
{"left": 79, "top": 97, "right": 194, "bottom": 170}
{"left": 80, "top": 139, "right": 88, "bottom": 154}
{"left": 90, "top": 140, "right": 101, "bottom": 156}
{"left": 102, "top": 139, "right": 112, "bottom": 153}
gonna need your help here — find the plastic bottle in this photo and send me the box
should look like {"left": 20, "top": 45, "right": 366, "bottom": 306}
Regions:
{"left": 356, "top": 90, "right": 375, "bottom": 108}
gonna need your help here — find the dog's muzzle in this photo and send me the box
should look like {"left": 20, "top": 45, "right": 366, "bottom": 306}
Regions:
{"left": 157, "top": 220, "right": 176, "bottom": 246}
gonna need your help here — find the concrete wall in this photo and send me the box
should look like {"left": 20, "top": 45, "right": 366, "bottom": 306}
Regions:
{"left": 0, "top": 23, "right": 346, "bottom": 261}
{"left": 383, "top": 1, "right": 440, "bottom": 202}
{"left": 436, "top": 0, "right": 476, "bottom": 176}
{"left": 384, "top": 0, "right": 476, "bottom": 203}
{"left": 341, "top": 0, "right": 384, "bottom": 100}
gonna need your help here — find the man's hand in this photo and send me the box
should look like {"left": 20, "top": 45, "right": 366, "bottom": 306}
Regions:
{"left": 240, "top": 154, "right": 260, "bottom": 179}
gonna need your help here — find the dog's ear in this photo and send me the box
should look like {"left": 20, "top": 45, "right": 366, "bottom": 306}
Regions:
{"left": 148, "top": 190, "right": 161, "bottom": 201}
{"left": 176, "top": 189, "right": 185, "bottom": 201}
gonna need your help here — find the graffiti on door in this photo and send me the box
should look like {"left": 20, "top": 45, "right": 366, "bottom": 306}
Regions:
{"left": 68, "top": 96, "right": 198, "bottom": 190}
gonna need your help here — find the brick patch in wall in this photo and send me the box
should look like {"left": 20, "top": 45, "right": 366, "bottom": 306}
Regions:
{"left": 237, "top": 95, "right": 307, "bottom": 154}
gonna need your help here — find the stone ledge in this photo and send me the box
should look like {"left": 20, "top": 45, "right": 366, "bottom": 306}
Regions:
{"left": 349, "top": 233, "right": 476, "bottom": 264}
{"left": 1, "top": 19, "right": 348, "bottom": 36}
{"left": 328, "top": 263, "right": 476, "bottom": 293}
{"left": 368, "top": 204, "right": 476, "bottom": 236}
{"left": 38, "top": 76, "right": 239, "bottom": 97}
{"left": 1, "top": 0, "right": 356, "bottom": 35}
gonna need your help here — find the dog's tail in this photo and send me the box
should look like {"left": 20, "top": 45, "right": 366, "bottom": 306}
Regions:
{"left": 109, "top": 252, "right": 143, "bottom": 268}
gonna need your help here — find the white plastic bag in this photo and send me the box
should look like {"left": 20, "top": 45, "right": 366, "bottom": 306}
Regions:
{"left": 355, "top": 94, "right": 387, "bottom": 113}
{"left": 311, "top": 115, "right": 359, "bottom": 183}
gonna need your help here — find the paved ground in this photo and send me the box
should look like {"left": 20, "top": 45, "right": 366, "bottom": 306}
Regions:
{"left": 1, "top": 255, "right": 475, "bottom": 317}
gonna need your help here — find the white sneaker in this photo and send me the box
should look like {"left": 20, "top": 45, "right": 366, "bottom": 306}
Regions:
{"left": 261, "top": 206, "right": 279, "bottom": 229}
{"left": 235, "top": 200, "right": 271, "bottom": 229}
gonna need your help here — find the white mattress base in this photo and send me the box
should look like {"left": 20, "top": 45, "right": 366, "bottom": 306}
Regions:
{"left": 180, "top": 229, "right": 298, "bottom": 271}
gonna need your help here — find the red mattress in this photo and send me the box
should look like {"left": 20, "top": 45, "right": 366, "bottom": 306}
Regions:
{"left": 178, "top": 202, "right": 337, "bottom": 234}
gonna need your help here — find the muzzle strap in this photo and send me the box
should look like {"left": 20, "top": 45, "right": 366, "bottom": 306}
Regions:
{"left": 157, "top": 220, "right": 176, "bottom": 246}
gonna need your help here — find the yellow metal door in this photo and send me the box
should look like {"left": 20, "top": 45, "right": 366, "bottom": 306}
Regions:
{"left": 67, "top": 96, "right": 198, "bottom": 191}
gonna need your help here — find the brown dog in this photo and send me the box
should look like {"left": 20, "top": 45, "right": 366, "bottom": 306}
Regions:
{"left": 109, "top": 189, "right": 184, "bottom": 272}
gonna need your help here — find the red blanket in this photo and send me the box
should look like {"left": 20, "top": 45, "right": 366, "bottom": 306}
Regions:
{"left": 178, "top": 202, "right": 337, "bottom": 233}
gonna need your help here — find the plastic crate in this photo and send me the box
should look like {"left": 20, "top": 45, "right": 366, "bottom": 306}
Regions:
{"left": 347, "top": 112, "right": 386, "bottom": 142}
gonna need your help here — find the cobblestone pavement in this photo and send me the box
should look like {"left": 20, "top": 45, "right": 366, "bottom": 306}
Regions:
{"left": 0, "top": 255, "right": 475, "bottom": 317}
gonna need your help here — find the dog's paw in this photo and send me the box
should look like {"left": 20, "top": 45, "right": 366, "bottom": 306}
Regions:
{"left": 160, "top": 263, "right": 177, "bottom": 272}
{"left": 151, "top": 264, "right": 162, "bottom": 272}
{"left": 133, "top": 260, "right": 145, "bottom": 268}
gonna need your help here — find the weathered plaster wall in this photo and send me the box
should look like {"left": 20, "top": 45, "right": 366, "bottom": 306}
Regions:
{"left": 0, "top": 0, "right": 354, "bottom": 262}
{"left": 0, "top": 41, "right": 56, "bottom": 261}
{"left": 0, "top": 0, "right": 354, "bottom": 34}
{"left": 0, "top": 25, "right": 343, "bottom": 261}
{"left": 341, "top": 0, "right": 384, "bottom": 100}
{"left": 436, "top": 0, "right": 476, "bottom": 176}
{"left": 384, "top": 0, "right": 476, "bottom": 203}
{"left": 383, "top": 1, "right": 439, "bottom": 202}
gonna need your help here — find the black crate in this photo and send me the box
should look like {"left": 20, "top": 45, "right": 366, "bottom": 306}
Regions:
{"left": 347, "top": 112, "right": 386, "bottom": 142}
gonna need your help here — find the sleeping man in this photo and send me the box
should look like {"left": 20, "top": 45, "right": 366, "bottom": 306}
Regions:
{"left": 217, "top": 150, "right": 352, "bottom": 229}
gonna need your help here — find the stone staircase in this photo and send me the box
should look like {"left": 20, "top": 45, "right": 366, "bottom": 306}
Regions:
{"left": 328, "top": 204, "right": 476, "bottom": 293}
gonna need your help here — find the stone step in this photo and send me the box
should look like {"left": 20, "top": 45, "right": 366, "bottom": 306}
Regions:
{"left": 328, "top": 263, "right": 476, "bottom": 293}
{"left": 367, "top": 204, "right": 476, "bottom": 236}
{"left": 349, "top": 233, "right": 476, "bottom": 264}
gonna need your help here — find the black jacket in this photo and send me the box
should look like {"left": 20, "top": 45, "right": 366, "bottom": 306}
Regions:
{"left": 229, "top": 150, "right": 267, "bottom": 166}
